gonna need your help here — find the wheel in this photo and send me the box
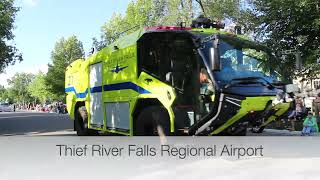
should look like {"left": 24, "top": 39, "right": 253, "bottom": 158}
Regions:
{"left": 134, "top": 106, "right": 171, "bottom": 136}
{"left": 75, "top": 106, "right": 98, "bottom": 136}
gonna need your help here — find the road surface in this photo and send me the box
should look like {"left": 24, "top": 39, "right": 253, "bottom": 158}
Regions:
{"left": 0, "top": 112, "right": 74, "bottom": 136}
{"left": 0, "top": 112, "right": 317, "bottom": 136}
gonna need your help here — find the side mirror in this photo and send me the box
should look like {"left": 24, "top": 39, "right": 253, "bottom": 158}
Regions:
{"left": 166, "top": 72, "right": 173, "bottom": 84}
{"left": 209, "top": 40, "right": 220, "bottom": 71}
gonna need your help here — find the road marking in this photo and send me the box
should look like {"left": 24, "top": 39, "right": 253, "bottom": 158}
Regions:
{"left": 1, "top": 130, "right": 76, "bottom": 136}
{"left": 30, "top": 130, "right": 76, "bottom": 136}
{"left": 0, "top": 114, "right": 58, "bottom": 119}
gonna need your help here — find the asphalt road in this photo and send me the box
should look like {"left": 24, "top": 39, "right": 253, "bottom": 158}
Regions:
{"left": 0, "top": 111, "right": 317, "bottom": 136}
{"left": 0, "top": 112, "right": 75, "bottom": 136}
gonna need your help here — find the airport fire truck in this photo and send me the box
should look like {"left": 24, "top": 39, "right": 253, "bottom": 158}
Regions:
{"left": 65, "top": 19, "right": 292, "bottom": 136}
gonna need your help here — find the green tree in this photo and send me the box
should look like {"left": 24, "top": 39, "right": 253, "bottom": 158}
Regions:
{"left": 0, "top": 85, "right": 8, "bottom": 102}
{"left": 98, "top": 0, "right": 174, "bottom": 46}
{"left": 96, "top": 0, "right": 242, "bottom": 48}
{"left": 125, "top": 0, "right": 153, "bottom": 27}
{"left": 164, "top": 0, "right": 194, "bottom": 25}
{"left": 0, "top": 0, "right": 22, "bottom": 73}
{"left": 7, "top": 73, "right": 34, "bottom": 104}
{"left": 28, "top": 72, "right": 50, "bottom": 103}
{"left": 91, "top": 37, "right": 106, "bottom": 52}
{"left": 150, "top": 0, "right": 168, "bottom": 25}
{"left": 100, "top": 13, "right": 127, "bottom": 45}
{"left": 201, "top": 0, "right": 241, "bottom": 21}
{"left": 240, "top": 0, "right": 320, "bottom": 82}
{"left": 46, "top": 35, "right": 84, "bottom": 101}
{"left": 99, "top": 0, "right": 155, "bottom": 47}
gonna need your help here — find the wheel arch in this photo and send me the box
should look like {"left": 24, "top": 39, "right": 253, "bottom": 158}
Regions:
{"left": 73, "top": 101, "right": 86, "bottom": 131}
{"left": 132, "top": 98, "right": 174, "bottom": 133}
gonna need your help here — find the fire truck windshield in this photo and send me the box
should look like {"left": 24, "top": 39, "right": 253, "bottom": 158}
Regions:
{"left": 201, "top": 39, "right": 279, "bottom": 87}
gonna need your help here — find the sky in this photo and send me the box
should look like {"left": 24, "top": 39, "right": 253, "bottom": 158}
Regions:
{"left": 0, "top": 0, "right": 131, "bottom": 87}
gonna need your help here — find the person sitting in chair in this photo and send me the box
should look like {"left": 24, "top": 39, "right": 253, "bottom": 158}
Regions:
{"left": 301, "top": 112, "right": 319, "bottom": 136}
{"left": 199, "top": 68, "right": 215, "bottom": 114}
{"left": 200, "top": 68, "right": 214, "bottom": 96}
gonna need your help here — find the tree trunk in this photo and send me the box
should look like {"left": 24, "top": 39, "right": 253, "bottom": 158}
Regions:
{"left": 195, "top": 0, "right": 206, "bottom": 16}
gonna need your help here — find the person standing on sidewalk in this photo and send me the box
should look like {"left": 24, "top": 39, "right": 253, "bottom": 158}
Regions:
{"left": 287, "top": 92, "right": 297, "bottom": 131}
{"left": 313, "top": 93, "right": 320, "bottom": 123}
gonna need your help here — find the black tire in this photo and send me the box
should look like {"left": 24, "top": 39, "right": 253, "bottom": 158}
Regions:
{"left": 75, "top": 106, "right": 98, "bottom": 136}
{"left": 134, "top": 106, "right": 171, "bottom": 136}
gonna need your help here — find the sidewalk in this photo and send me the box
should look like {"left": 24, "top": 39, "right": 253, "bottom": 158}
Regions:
{"left": 250, "top": 129, "right": 320, "bottom": 136}
{"left": 15, "top": 109, "right": 50, "bottom": 113}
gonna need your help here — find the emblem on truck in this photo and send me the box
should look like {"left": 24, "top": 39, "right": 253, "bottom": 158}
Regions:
{"left": 111, "top": 64, "right": 128, "bottom": 73}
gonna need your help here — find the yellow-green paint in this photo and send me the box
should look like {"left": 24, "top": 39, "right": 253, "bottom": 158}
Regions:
{"left": 135, "top": 72, "right": 176, "bottom": 132}
{"left": 191, "top": 28, "right": 251, "bottom": 41}
{"left": 210, "top": 96, "right": 275, "bottom": 135}
{"left": 65, "top": 40, "right": 176, "bottom": 134}
{"left": 261, "top": 102, "right": 290, "bottom": 127}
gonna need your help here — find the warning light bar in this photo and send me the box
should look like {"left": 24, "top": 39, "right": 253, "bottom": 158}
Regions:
{"left": 145, "top": 26, "right": 192, "bottom": 31}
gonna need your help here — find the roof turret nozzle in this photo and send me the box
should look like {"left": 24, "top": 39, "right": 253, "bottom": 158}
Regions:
{"left": 191, "top": 15, "right": 225, "bottom": 29}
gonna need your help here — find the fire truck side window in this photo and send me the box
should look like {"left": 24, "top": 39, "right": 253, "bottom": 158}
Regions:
{"left": 138, "top": 33, "right": 167, "bottom": 79}
{"left": 138, "top": 32, "right": 195, "bottom": 84}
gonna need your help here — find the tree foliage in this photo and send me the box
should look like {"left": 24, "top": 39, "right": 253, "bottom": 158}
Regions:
{"left": 0, "top": 85, "right": 10, "bottom": 103}
{"left": 46, "top": 35, "right": 84, "bottom": 101}
{"left": 6, "top": 73, "right": 34, "bottom": 103}
{"left": 240, "top": 0, "right": 320, "bottom": 82}
{"left": 28, "top": 72, "right": 50, "bottom": 103}
{"left": 94, "top": 0, "right": 242, "bottom": 49}
{"left": 201, "top": 0, "right": 241, "bottom": 21}
{"left": 0, "top": 0, "right": 22, "bottom": 73}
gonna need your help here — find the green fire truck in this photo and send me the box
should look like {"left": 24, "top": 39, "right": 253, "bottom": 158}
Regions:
{"left": 65, "top": 21, "right": 291, "bottom": 136}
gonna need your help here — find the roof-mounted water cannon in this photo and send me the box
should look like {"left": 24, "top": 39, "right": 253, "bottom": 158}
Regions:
{"left": 191, "top": 15, "right": 225, "bottom": 29}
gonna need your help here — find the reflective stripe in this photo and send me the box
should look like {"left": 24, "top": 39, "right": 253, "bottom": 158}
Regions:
{"left": 65, "top": 82, "right": 150, "bottom": 98}
{"left": 103, "top": 82, "right": 150, "bottom": 94}
{"left": 90, "top": 86, "right": 103, "bottom": 93}
{"left": 65, "top": 87, "right": 88, "bottom": 98}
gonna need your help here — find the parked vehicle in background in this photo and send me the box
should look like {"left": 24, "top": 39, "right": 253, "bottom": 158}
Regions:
{"left": 0, "top": 103, "right": 13, "bottom": 112}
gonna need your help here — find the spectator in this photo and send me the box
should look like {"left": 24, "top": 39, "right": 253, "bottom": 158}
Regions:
{"left": 313, "top": 93, "right": 320, "bottom": 122}
{"left": 301, "top": 112, "right": 318, "bottom": 136}
{"left": 287, "top": 92, "right": 296, "bottom": 131}
{"left": 199, "top": 68, "right": 215, "bottom": 114}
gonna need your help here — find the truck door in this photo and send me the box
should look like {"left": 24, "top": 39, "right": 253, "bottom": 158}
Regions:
{"left": 89, "top": 62, "right": 104, "bottom": 127}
